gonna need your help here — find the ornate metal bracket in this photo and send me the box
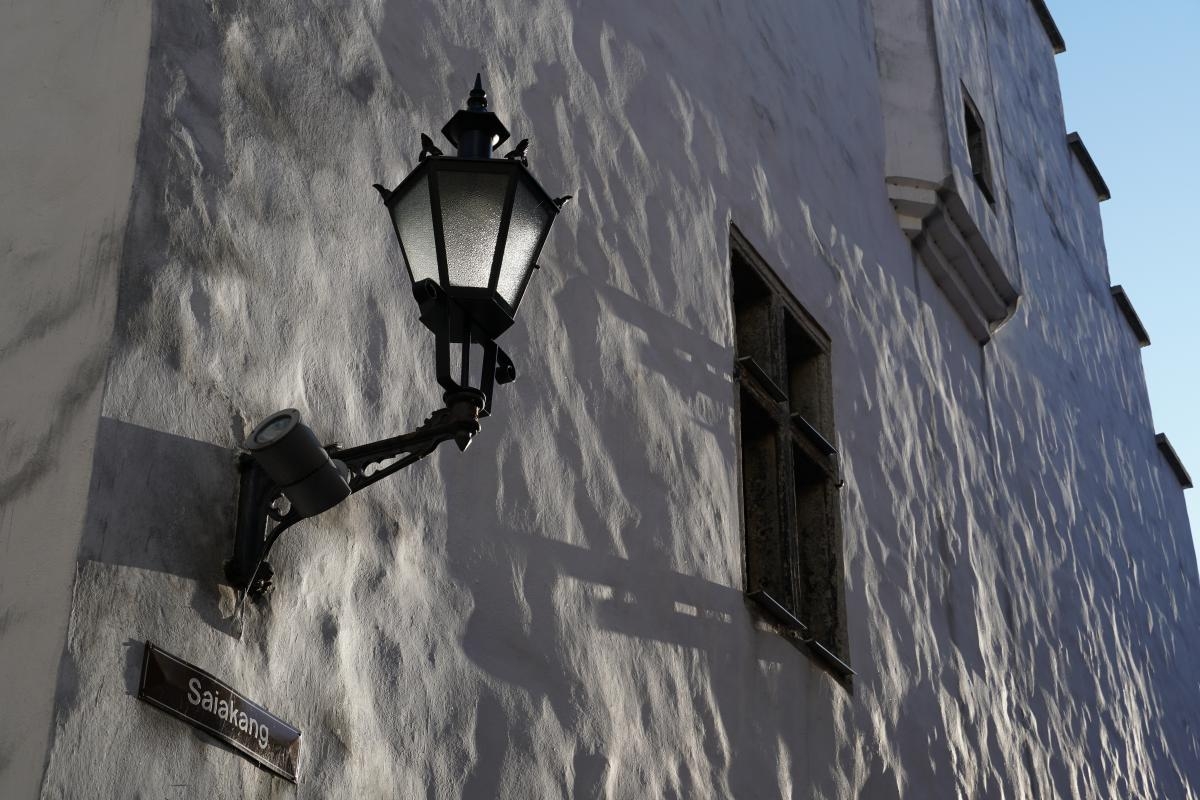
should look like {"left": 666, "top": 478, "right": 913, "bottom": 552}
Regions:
{"left": 225, "top": 391, "right": 484, "bottom": 598}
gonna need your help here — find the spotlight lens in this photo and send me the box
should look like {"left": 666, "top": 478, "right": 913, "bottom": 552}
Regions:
{"left": 253, "top": 413, "right": 296, "bottom": 446}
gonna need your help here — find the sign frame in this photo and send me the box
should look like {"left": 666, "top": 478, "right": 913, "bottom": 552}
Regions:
{"left": 137, "top": 641, "right": 301, "bottom": 782}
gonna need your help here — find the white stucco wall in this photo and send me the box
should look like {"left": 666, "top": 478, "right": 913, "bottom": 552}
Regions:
{"left": 4, "top": 1, "right": 1197, "bottom": 798}
{"left": 0, "top": 1, "right": 151, "bottom": 797}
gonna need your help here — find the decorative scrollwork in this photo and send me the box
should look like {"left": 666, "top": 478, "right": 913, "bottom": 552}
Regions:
{"left": 228, "top": 392, "right": 485, "bottom": 600}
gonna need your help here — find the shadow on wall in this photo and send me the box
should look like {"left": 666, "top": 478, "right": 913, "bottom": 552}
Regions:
{"left": 434, "top": 271, "right": 825, "bottom": 797}
{"left": 558, "top": 275, "right": 734, "bottom": 434}
{"left": 365, "top": 3, "right": 852, "bottom": 787}
{"left": 77, "top": 416, "right": 237, "bottom": 636}
{"left": 440, "top": 464, "right": 808, "bottom": 798}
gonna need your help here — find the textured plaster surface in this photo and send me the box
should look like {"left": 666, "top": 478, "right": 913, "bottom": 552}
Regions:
{"left": 0, "top": 1, "right": 152, "bottom": 796}
{"left": 872, "top": 0, "right": 951, "bottom": 187}
{"left": 15, "top": 0, "right": 1200, "bottom": 798}
{"left": 930, "top": 0, "right": 1019, "bottom": 287}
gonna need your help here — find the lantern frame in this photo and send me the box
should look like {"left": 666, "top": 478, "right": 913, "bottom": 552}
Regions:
{"left": 382, "top": 155, "right": 560, "bottom": 341}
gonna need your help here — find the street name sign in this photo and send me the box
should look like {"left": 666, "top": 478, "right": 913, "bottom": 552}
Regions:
{"left": 137, "top": 641, "right": 301, "bottom": 782}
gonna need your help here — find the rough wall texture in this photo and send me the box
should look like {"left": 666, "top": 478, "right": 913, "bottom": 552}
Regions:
{"left": 9, "top": 0, "right": 1200, "bottom": 797}
{"left": 0, "top": 1, "right": 152, "bottom": 796}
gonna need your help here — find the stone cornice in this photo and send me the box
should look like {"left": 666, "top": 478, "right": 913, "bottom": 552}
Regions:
{"left": 887, "top": 179, "right": 1020, "bottom": 343}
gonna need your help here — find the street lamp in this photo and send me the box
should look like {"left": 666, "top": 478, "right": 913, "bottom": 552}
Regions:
{"left": 226, "top": 75, "right": 570, "bottom": 597}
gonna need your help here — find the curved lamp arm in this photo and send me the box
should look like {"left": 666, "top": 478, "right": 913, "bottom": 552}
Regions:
{"left": 226, "top": 392, "right": 483, "bottom": 599}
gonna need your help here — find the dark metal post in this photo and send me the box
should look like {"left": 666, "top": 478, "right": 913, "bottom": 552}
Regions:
{"left": 227, "top": 456, "right": 272, "bottom": 590}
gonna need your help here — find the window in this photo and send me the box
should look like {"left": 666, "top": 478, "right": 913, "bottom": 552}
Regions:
{"left": 963, "top": 90, "right": 996, "bottom": 205}
{"left": 730, "top": 228, "right": 852, "bottom": 683}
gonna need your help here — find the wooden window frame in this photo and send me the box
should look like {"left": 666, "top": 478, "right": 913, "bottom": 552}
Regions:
{"left": 963, "top": 88, "right": 997, "bottom": 206}
{"left": 730, "top": 226, "right": 852, "bottom": 685}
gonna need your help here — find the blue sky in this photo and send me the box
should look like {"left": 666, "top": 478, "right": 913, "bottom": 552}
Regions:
{"left": 1049, "top": 1, "right": 1200, "bottom": 560}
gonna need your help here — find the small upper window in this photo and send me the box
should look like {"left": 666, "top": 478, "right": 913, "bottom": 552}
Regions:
{"left": 963, "top": 90, "right": 996, "bottom": 206}
{"left": 730, "top": 227, "right": 852, "bottom": 685}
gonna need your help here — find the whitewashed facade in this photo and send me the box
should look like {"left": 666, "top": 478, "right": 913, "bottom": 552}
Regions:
{"left": 2, "top": 0, "right": 1198, "bottom": 797}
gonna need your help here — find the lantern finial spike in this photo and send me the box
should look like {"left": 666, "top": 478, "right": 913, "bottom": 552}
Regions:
{"left": 444, "top": 71, "right": 506, "bottom": 154}
{"left": 468, "top": 73, "right": 488, "bottom": 111}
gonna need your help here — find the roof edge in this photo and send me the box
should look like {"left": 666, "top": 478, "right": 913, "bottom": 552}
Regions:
{"left": 1067, "top": 132, "right": 1111, "bottom": 202}
{"left": 1110, "top": 285, "right": 1151, "bottom": 347}
{"left": 1029, "top": 0, "right": 1067, "bottom": 53}
{"left": 1156, "top": 434, "right": 1193, "bottom": 489}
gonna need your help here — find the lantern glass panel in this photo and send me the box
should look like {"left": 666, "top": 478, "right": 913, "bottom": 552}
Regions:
{"left": 393, "top": 174, "right": 439, "bottom": 285}
{"left": 497, "top": 178, "right": 554, "bottom": 306}
{"left": 437, "top": 169, "right": 508, "bottom": 290}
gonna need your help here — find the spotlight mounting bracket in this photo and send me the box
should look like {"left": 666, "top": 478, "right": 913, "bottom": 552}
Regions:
{"left": 225, "top": 391, "right": 483, "bottom": 598}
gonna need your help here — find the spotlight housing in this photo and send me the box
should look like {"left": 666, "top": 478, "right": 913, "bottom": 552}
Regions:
{"left": 242, "top": 410, "right": 350, "bottom": 518}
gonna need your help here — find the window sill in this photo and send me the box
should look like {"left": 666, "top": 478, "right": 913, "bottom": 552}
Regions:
{"left": 747, "top": 590, "right": 855, "bottom": 685}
